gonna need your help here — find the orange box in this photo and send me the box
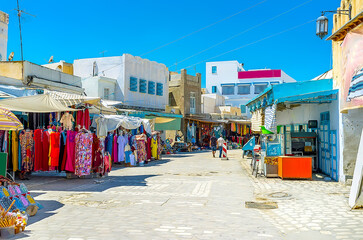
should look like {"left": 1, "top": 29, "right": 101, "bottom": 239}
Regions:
{"left": 278, "top": 156, "right": 312, "bottom": 180}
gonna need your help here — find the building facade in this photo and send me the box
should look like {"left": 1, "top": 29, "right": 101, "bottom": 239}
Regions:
{"left": 0, "top": 11, "right": 9, "bottom": 61}
{"left": 81, "top": 76, "right": 117, "bottom": 100}
{"left": 43, "top": 61, "right": 74, "bottom": 75}
{"left": 328, "top": 0, "right": 363, "bottom": 183}
{"left": 166, "top": 69, "right": 201, "bottom": 116}
{"left": 201, "top": 93, "right": 225, "bottom": 114}
{"left": 73, "top": 54, "right": 168, "bottom": 110}
{"left": 205, "top": 60, "right": 296, "bottom": 117}
{"left": 0, "top": 61, "right": 83, "bottom": 94}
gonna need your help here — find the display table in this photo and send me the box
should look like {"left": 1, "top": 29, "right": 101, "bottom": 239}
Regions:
{"left": 278, "top": 156, "right": 312, "bottom": 179}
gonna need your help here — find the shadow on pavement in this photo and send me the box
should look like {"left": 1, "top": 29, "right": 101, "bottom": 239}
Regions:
{"left": 24, "top": 174, "right": 160, "bottom": 193}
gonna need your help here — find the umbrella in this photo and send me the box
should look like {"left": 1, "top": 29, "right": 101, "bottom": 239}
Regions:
{"left": 0, "top": 107, "right": 24, "bottom": 131}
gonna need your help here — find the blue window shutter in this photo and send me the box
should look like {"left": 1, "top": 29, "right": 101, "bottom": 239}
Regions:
{"left": 130, "top": 77, "right": 138, "bottom": 92}
{"left": 148, "top": 81, "right": 155, "bottom": 94}
{"left": 212, "top": 86, "right": 217, "bottom": 93}
{"left": 156, "top": 83, "right": 163, "bottom": 96}
{"left": 139, "top": 79, "right": 147, "bottom": 93}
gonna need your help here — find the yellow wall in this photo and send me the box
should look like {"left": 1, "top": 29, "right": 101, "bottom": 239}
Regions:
{"left": 332, "top": 0, "right": 363, "bottom": 88}
{"left": 0, "top": 61, "right": 23, "bottom": 80}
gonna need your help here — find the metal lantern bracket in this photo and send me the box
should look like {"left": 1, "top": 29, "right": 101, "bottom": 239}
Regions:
{"left": 321, "top": 4, "right": 352, "bottom": 20}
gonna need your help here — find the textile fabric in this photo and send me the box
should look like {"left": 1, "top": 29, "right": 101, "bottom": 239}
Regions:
{"left": 75, "top": 132, "right": 93, "bottom": 176}
{"left": 65, "top": 131, "right": 77, "bottom": 172}
{"left": 19, "top": 130, "right": 34, "bottom": 172}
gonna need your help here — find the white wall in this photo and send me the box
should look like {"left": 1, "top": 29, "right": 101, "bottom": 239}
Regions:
{"left": 276, "top": 101, "right": 340, "bottom": 179}
{"left": 81, "top": 76, "right": 116, "bottom": 100}
{"left": 123, "top": 54, "right": 168, "bottom": 110}
{"left": 74, "top": 54, "right": 168, "bottom": 110}
{"left": 0, "top": 11, "right": 8, "bottom": 61}
{"left": 205, "top": 60, "right": 296, "bottom": 119}
{"left": 201, "top": 95, "right": 216, "bottom": 113}
{"left": 74, "top": 56, "right": 124, "bottom": 99}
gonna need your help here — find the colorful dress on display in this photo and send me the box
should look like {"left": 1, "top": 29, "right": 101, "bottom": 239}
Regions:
{"left": 151, "top": 137, "right": 158, "bottom": 159}
{"left": 112, "top": 134, "right": 118, "bottom": 163}
{"left": 33, "top": 129, "right": 43, "bottom": 171}
{"left": 146, "top": 137, "right": 152, "bottom": 161}
{"left": 11, "top": 131, "right": 19, "bottom": 172}
{"left": 157, "top": 135, "right": 162, "bottom": 159}
{"left": 74, "top": 132, "right": 93, "bottom": 176}
{"left": 58, "top": 131, "right": 67, "bottom": 172}
{"left": 49, "top": 132, "right": 61, "bottom": 168}
{"left": 65, "top": 131, "right": 77, "bottom": 172}
{"left": 41, "top": 131, "right": 50, "bottom": 171}
{"left": 19, "top": 130, "right": 34, "bottom": 172}
{"left": 136, "top": 139, "right": 146, "bottom": 163}
{"left": 117, "top": 135, "right": 127, "bottom": 162}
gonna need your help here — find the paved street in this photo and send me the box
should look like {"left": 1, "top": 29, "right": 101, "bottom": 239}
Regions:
{"left": 16, "top": 150, "right": 363, "bottom": 240}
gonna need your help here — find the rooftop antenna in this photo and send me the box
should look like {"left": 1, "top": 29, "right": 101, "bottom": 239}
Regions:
{"left": 175, "top": 60, "right": 177, "bottom": 72}
{"left": 99, "top": 50, "right": 107, "bottom": 57}
{"left": 14, "top": 0, "right": 36, "bottom": 62}
{"left": 48, "top": 56, "right": 54, "bottom": 63}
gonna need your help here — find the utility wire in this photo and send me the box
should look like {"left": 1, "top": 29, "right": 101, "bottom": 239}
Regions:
{"left": 183, "top": 17, "right": 322, "bottom": 70}
{"left": 139, "top": 0, "right": 269, "bottom": 57}
{"left": 168, "top": 0, "right": 314, "bottom": 68}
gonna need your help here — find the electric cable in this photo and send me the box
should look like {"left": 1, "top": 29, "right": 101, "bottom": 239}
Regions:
{"left": 182, "top": 16, "right": 323, "bottom": 70}
{"left": 168, "top": 0, "right": 314, "bottom": 68}
{"left": 139, "top": 0, "right": 269, "bottom": 57}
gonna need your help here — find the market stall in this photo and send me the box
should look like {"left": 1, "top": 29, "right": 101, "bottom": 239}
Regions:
{"left": 92, "top": 115, "right": 161, "bottom": 167}
{"left": 0, "top": 94, "right": 113, "bottom": 179}
{"left": 228, "top": 120, "right": 251, "bottom": 149}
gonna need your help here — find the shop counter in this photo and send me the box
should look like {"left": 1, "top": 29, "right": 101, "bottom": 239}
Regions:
{"left": 278, "top": 156, "right": 312, "bottom": 180}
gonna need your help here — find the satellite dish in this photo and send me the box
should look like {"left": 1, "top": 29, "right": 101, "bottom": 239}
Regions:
{"left": 48, "top": 56, "right": 54, "bottom": 63}
{"left": 8, "top": 52, "right": 14, "bottom": 61}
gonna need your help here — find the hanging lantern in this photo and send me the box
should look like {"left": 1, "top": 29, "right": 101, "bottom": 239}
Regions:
{"left": 316, "top": 14, "right": 329, "bottom": 39}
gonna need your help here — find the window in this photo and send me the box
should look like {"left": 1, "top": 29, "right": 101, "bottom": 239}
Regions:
{"left": 212, "top": 66, "right": 217, "bottom": 74}
{"left": 130, "top": 77, "right": 138, "bottom": 92}
{"left": 156, "top": 83, "right": 163, "bottom": 96}
{"left": 240, "top": 105, "right": 247, "bottom": 114}
{"left": 238, "top": 84, "right": 250, "bottom": 95}
{"left": 190, "top": 92, "right": 196, "bottom": 114}
{"left": 139, "top": 79, "right": 147, "bottom": 93}
{"left": 103, "top": 88, "right": 110, "bottom": 100}
{"left": 254, "top": 84, "right": 268, "bottom": 94}
{"left": 222, "top": 85, "right": 234, "bottom": 95}
{"left": 148, "top": 81, "right": 155, "bottom": 94}
{"left": 212, "top": 86, "right": 217, "bottom": 93}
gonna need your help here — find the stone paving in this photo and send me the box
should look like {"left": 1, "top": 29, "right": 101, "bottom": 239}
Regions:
{"left": 238, "top": 151, "right": 363, "bottom": 240}
{"left": 12, "top": 150, "right": 363, "bottom": 239}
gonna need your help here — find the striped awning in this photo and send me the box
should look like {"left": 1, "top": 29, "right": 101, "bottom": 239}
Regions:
{"left": 251, "top": 109, "right": 264, "bottom": 132}
{"left": 46, "top": 90, "right": 100, "bottom": 107}
{"left": 0, "top": 107, "right": 23, "bottom": 131}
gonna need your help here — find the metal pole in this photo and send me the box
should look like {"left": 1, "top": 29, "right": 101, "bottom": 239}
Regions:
{"left": 16, "top": 0, "right": 24, "bottom": 62}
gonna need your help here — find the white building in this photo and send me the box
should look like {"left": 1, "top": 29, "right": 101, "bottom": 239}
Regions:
{"left": 201, "top": 93, "right": 225, "bottom": 114}
{"left": 81, "top": 76, "right": 117, "bottom": 100}
{"left": 74, "top": 54, "right": 169, "bottom": 110}
{"left": 205, "top": 60, "right": 296, "bottom": 117}
{"left": 0, "top": 11, "right": 9, "bottom": 61}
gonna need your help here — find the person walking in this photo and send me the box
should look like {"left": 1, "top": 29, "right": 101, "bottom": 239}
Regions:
{"left": 210, "top": 134, "right": 217, "bottom": 157}
{"left": 217, "top": 136, "right": 225, "bottom": 158}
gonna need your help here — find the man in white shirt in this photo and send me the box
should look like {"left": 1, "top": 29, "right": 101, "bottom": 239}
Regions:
{"left": 217, "top": 136, "right": 225, "bottom": 158}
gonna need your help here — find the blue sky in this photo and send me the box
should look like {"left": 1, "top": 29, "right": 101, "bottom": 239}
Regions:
{"left": 3, "top": 0, "right": 339, "bottom": 87}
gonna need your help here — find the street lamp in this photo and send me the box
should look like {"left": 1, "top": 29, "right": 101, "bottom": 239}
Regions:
{"left": 316, "top": 4, "right": 352, "bottom": 39}
{"left": 316, "top": 14, "right": 329, "bottom": 39}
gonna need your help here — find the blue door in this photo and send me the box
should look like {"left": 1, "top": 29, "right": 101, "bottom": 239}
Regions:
{"left": 330, "top": 130, "right": 338, "bottom": 181}
{"left": 319, "top": 112, "right": 331, "bottom": 175}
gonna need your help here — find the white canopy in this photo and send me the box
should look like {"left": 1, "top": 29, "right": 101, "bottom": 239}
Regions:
{"left": 0, "top": 94, "right": 77, "bottom": 113}
{"left": 93, "top": 115, "right": 152, "bottom": 136}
